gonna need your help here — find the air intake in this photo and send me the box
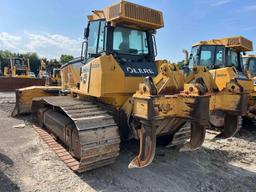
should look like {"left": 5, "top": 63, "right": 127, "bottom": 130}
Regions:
{"left": 104, "top": 1, "right": 164, "bottom": 30}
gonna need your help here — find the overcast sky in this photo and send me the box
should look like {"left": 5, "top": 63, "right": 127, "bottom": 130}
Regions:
{"left": 0, "top": 0, "right": 256, "bottom": 61}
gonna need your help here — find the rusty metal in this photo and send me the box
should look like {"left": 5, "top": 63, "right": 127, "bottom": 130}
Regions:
{"left": 179, "top": 122, "right": 206, "bottom": 151}
{"left": 0, "top": 77, "right": 45, "bottom": 91}
{"left": 209, "top": 111, "right": 242, "bottom": 139}
{"left": 166, "top": 121, "right": 206, "bottom": 151}
{"left": 128, "top": 121, "right": 156, "bottom": 168}
{"left": 215, "top": 115, "right": 242, "bottom": 139}
{"left": 33, "top": 125, "right": 80, "bottom": 171}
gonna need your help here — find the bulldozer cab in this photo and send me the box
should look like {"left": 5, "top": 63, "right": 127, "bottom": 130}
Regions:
{"left": 188, "top": 45, "right": 244, "bottom": 72}
{"left": 243, "top": 55, "right": 256, "bottom": 76}
{"left": 83, "top": 21, "right": 157, "bottom": 77}
{"left": 10, "top": 57, "right": 30, "bottom": 77}
{"left": 186, "top": 36, "right": 254, "bottom": 92}
{"left": 82, "top": 2, "right": 161, "bottom": 77}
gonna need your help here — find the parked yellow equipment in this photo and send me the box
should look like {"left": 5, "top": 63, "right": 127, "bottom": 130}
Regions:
{"left": 184, "top": 36, "right": 254, "bottom": 137}
{"left": 3, "top": 56, "right": 31, "bottom": 78}
{"left": 243, "top": 55, "right": 256, "bottom": 86}
{"left": 38, "top": 58, "right": 61, "bottom": 85}
{"left": 12, "top": 58, "right": 83, "bottom": 116}
{"left": 0, "top": 56, "right": 45, "bottom": 91}
{"left": 13, "top": 1, "right": 211, "bottom": 172}
{"left": 241, "top": 54, "right": 256, "bottom": 125}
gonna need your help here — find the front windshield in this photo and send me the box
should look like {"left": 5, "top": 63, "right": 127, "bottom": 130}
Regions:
{"left": 113, "top": 27, "right": 149, "bottom": 55}
{"left": 199, "top": 46, "right": 215, "bottom": 68}
{"left": 189, "top": 45, "right": 225, "bottom": 70}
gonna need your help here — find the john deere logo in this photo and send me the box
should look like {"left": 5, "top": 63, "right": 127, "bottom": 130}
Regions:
{"left": 126, "top": 67, "right": 155, "bottom": 74}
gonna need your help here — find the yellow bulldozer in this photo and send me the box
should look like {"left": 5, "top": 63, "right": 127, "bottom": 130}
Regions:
{"left": 3, "top": 56, "right": 32, "bottom": 78}
{"left": 183, "top": 36, "right": 254, "bottom": 136}
{"left": 39, "top": 58, "right": 62, "bottom": 86}
{"left": 13, "top": 1, "right": 211, "bottom": 172}
{"left": 243, "top": 54, "right": 256, "bottom": 86}
{"left": 242, "top": 54, "right": 256, "bottom": 125}
{"left": 0, "top": 56, "right": 45, "bottom": 91}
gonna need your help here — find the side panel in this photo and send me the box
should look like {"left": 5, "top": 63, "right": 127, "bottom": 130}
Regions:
{"left": 210, "top": 67, "right": 235, "bottom": 91}
{"left": 80, "top": 55, "right": 146, "bottom": 98}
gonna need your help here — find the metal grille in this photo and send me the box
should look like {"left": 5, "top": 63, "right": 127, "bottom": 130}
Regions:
{"left": 240, "top": 37, "right": 253, "bottom": 51}
{"left": 228, "top": 37, "right": 253, "bottom": 51}
{"left": 109, "top": 4, "right": 120, "bottom": 19}
{"left": 123, "top": 3, "right": 162, "bottom": 25}
{"left": 106, "top": 1, "right": 163, "bottom": 29}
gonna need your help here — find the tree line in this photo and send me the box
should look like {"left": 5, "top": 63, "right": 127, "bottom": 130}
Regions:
{"left": 0, "top": 50, "right": 74, "bottom": 75}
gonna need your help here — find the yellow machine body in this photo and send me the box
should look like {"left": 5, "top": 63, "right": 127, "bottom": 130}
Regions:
{"left": 242, "top": 54, "right": 256, "bottom": 121}
{"left": 13, "top": 1, "right": 210, "bottom": 171}
{"left": 186, "top": 36, "right": 254, "bottom": 137}
{"left": 4, "top": 57, "right": 33, "bottom": 78}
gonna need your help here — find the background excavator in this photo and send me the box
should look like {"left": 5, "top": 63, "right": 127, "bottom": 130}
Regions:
{"left": 0, "top": 55, "right": 45, "bottom": 91}
{"left": 13, "top": 1, "right": 211, "bottom": 172}
{"left": 183, "top": 36, "right": 254, "bottom": 137}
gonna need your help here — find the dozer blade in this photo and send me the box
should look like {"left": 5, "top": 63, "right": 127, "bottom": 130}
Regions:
{"left": 215, "top": 114, "right": 241, "bottom": 139}
{"left": 128, "top": 121, "right": 156, "bottom": 169}
{"left": 179, "top": 122, "right": 206, "bottom": 152}
{"left": 12, "top": 86, "right": 61, "bottom": 117}
{"left": 0, "top": 77, "right": 45, "bottom": 92}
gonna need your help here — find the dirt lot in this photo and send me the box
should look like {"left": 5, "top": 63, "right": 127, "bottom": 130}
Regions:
{"left": 0, "top": 92, "right": 256, "bottom": 192}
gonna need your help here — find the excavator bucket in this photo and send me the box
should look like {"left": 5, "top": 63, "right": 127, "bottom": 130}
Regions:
{"left": 12, "top": 86, "right": 61, "bottom": 117}
{"left": 0, "top": 77, "right": 45, "bottom": 92}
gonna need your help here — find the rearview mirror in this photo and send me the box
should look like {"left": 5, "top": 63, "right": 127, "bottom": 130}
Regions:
{"left": 84, "top": 27, "right": 89, "bottom": 39}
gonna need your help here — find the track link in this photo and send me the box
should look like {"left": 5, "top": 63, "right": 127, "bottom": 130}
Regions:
{"left": 33, "top": 96, "right": 120, "bottom": 172}
{"left": 166, "top": 122, "right": 191, "bottom": 147}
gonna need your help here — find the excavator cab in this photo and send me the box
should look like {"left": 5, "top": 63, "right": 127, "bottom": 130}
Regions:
{"left": 185, "top": 36, "right": 254, "bottom": 138}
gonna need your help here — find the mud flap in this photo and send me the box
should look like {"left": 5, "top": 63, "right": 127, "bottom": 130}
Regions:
{"left": 128, "top": 122, "right": 156, "bottom": 169}
{"left": 179, "top": 122, "right": 206, "bottom": 152}
{"left": 215, "top": 114, "right": 241, "bottom": 139}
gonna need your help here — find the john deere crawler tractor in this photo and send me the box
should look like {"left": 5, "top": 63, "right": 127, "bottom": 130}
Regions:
{"left": 13, "top": 1, "right": 210, "bottom": 172}
{"left": 243, "top": 54, "right": 256, "bottom": 88}
{"left": 184, "top": 36, "right": 254, "bottom": 138}
{"left": 241, "top": 54, "right": 256, "bottom": 125}
{"left": 0, "top": 56, "right": 45, "bottom": 91}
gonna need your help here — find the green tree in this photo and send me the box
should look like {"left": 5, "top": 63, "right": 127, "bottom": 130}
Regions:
{"left": 177, "top": 60, "right": 185, "bottom": 69}
{"left": 59, "top": 54, "right": 74, "bottom": 64}
{"left": 0, "top": 50, "right": 13, "bottom": 73}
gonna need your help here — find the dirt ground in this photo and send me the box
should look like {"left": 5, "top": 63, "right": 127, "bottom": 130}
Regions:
{"left": 0, "top": 92, "right": 256, "bottom": 192}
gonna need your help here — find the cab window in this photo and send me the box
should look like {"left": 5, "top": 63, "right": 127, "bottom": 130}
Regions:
{"left": 249, "top": 58, "right": 256, "bottom": 75}
{"left": 200, "top": 46, "right": 215, "bottom": 67}
{"left": 87, "top": 20, "right": 105, "bottom": 58}
{"left": 215, "top": 46, "right": 225, "bottom": 68}
{"left": 188, "top": 46, "right": 200, "bottom": 69}
{"left": 227, "top": 50, "right": 239, "bottom": 68}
